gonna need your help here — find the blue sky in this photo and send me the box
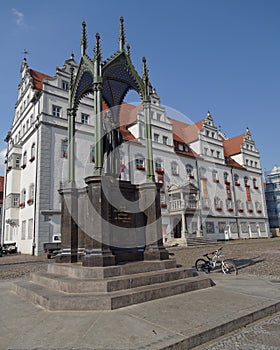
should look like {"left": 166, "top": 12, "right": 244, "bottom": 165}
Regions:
{"left": 0, "top": 0, "right": 279, "bottom": 175}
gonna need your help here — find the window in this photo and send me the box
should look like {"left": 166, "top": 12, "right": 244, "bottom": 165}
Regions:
{"left": 22, "top": 151, "right": 27, "bottom": 168}
{"left": 52, "top": 105, "right": 61, "bottom": 117}
{"left": 234, "top": 174, "right": 240, "bottom": 185}
{"left": 62, "top": 80, "right": 69, "bottom": 91}
{"left": 12, "top": 195, "right": 20, "bottom": 208}
{"left": 211, "top": 132, "right": 215, "bottom": 138}
{"left": 237, "top": 200, "right": 244, "bottom": 212}
{"left": 206, "top": 222, "right": 215, "bottom": 234}
{"left": 216, "top": 151, "right": 220, "bottom": 158}
{"left": 62, "top": 139, "right": 68, "bottom": 158}
{"left": 155, "top": 160, "right": 163, "bottom": 172}
{"left": 154, "top": 133, "right": 159, "bottom": 143}
{"left": 218, "top": 222, "right": 226, "bottom": 234}
{"left": 28, "top": 219, "right": 33, "bottom": 240}
{"left": 28, "top": 184, "right": 35, "bottom": 205}
{"left": 21, "top": 221, "right": 26, "bottom": 240}
{"left": 200, "top": 167, "right": 207, "bottom": 180}
{"left": 211, "top": 149, "right": 214, "bottom": 157}
{"left": 224, "top": 172, "right": 230, "bottom": 184}
{"left": 206, "top": 130, "right": 209, "bottom": 137}
{"left": 244, "top": 176, "right": 249, "bottom": 187}
{"left": 30, "top": 143, "right": 35, "bottom": 161}
{"left": 212, "top": 170, "right": 219, "bottom": 182}
{"left": 255, "top": 201, "right": 262, "bottom": 213}
{"left": 81, "top": 113, "right": 89, "bottom": 124}
{"left": 15, "top": 156, "right": 20, "bottom": 169}
{"left": 90, "top": 145, "right": 95, "bottom": 163}
{"left": 246, "top": 201, "right": 254, "bottom": 213}
{"left": 163, "top": 136, "right": 168, "bottom": 145}
{"left": 135, "top": 158, "right": 145, "bottom": 170}
{"left": 156, "top": 113, "right": 161, "bottom": 121}
{"left": 204, "top": 147, "right": 208, "bottom": 155}
{"left": 226, "top": 199, "right": 233, "bottom": 211}
{"left": 171, "top": 162, "right": 179, "bottom": 175}
{"left": 214, "top": 197, "right": 223, "bottom": 211}
{"left": 253, "top": 178, "right": 258, "bottom": 189}
{"left": 186, "top": 164, "right": 194, "bottom": 178}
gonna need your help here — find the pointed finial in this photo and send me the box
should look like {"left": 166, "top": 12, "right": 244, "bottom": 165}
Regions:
{"left": 142, "top": 56, "right": 149, "bottom": 81}
{"left": 126, "top": 43, "right": 131, "bottom": 58}
{"left": 94, "top": 32, "right": 102, "bottom": 61}
{"left": 70, "top": 66, "right": 74, "bottom": 90}
{"left": 119, "top": 16, "right": 126, "bottom": 51}
{"left": 81, "top": 21, "right": 88, "bottom": 56}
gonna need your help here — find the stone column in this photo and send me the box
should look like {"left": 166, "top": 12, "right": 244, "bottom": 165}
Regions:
{"left": 82, "top": 176, "right": 115, "bottom": 267}
{"left": 77, "top": 187, "right": 87, "bottom": 260}
{"left": 181, "top": 212, "right": 187, "bottom": 243}
{"left": 139, "top": 182, "right": 169, "bottom": 261}
{"left": 56, "top": 186, "right": 78, "bottom": 263}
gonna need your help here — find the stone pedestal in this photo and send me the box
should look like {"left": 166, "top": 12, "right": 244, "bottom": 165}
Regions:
{"left": 139, "top": 182, "right": 169, "bottom": 261}
{"left": 56, "top": 186, "right": 78, "bottom": 263}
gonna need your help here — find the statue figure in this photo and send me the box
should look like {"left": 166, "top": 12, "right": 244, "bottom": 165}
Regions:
{"left": 102, "top": 109, "right": 123, "bottom": 176}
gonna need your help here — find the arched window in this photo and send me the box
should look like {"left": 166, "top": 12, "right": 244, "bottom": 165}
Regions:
{"left": 224, "top": 172, "right": 230, "bottom": 184}
{"left": 234, "top": 174, "right": 240, "bottom": 186}
{"left": 20, "top": 188, "right": 26, "bottom": 208}
{"left": 253, "top": 178, "right": 258, "bottom": 189}
{"left": 62, "top": 139, "right": 68, "bottom": 158}
{"left": 186, "top": 164, "right": 194, "bottom": 177}
{"left": 27, "top": 184, "right": 35, "bottom": 205}
{"left": 171, "top": 162, "right": 179, "bottom": 176}
{"left": 199, "top": 167, "right": 206, "bottom": 180}
{"left": 30, "top": 143, "right": 35, "bottom": 162}
{"left": 237, "top": 200, "right": 244, "bottom": 212}
{"left": 255, "top": 201, "right": 262, "bottom": 213}
{"left": 212, "top": 170, "right": 219, "bottom": 182}
{"left": 244, "top": 176, "right": 249, "bottom": 187}
{"left": 22, "top": 151, "right": 27, "bottom": 169}
{"left": 214, "top": 197, "right": 223, "bottom": 211}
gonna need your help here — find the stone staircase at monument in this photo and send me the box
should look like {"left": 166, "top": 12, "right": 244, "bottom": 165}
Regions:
{"left": 14, "top": 260, "right": 213, "bottom": 311}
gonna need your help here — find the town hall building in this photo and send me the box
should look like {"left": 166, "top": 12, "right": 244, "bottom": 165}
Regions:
{"left": 1, "top": 20, "right": 269, "bottom": 255}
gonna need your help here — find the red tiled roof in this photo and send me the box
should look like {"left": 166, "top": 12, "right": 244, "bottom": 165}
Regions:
{"left": 168, "top": 117, "right": 204, "bottom": 144}
{"left": 225, "top": 157, "right": 244, "bottom": 169}
{"left": 30, "top": 69, "right": 52, "bottom": 90}
{"left": 223, "top": 134, "right": 245, "bottom": 157}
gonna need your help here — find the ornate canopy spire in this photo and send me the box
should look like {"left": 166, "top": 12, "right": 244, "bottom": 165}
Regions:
{"left": 126, "top": 43, "right": 131, "bottom": 58}
{"left": 119, "top": 16, "right": 126, "bottom": 51}
{"left": 142, "top": 56, "right": 150, "bottom": 100}
{"left": 81, "top": 21, "right": 88, "bottom": 56}
{"left": 94, "top": 32, "right": 102, "bottom": 62}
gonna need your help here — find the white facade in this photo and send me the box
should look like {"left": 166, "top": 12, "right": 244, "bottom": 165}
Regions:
{"left": 2, "top": 56, "right": 269, "bottom": 255}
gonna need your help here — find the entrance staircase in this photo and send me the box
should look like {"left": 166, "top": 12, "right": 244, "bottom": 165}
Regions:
{"left": 14, "top": 260, "right": 212, "bottom": 311}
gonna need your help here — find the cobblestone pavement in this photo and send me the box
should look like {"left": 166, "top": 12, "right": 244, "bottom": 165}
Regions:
{"left": 199, "top": 312, "right": 280, "bottom": 350}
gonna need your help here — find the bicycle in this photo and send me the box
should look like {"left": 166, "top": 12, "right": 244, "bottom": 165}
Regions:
{"left": 195, "top": 247, "right": 238, "bottom": 275}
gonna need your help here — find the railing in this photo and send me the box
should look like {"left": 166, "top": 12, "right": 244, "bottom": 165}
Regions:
{"left": 170, "top": 199, "right": 197, "bottom": 211}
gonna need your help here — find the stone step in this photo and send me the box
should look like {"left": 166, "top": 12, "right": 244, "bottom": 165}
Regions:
{"left": 14, "top": 275, "right": 212, "bottom": 311}
{"left": 30, "top": 266, "right": 195, "bottom": 293}
{"left": 48, "top": 259, "right": 177, "bottom": 279}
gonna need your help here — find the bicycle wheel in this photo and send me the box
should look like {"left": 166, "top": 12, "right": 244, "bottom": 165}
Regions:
{"left": 221, "top": 260, "right": 238, "bottom": 275}
{"left": 195, "top": 258, "right": 208, "bottom": 272}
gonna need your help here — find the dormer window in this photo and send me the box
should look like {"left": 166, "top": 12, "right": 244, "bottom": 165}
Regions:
{"left": 52, "top": 105, "right": 61, "bottom": 117}
{"left": 154, "top": 133, "right": 159, "bottom": 143}
{"left": 62, "top": 80, "right": 69, "bottom": 91}
{"left": 81, "top": 113, "right": 89, "bottom": 125}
